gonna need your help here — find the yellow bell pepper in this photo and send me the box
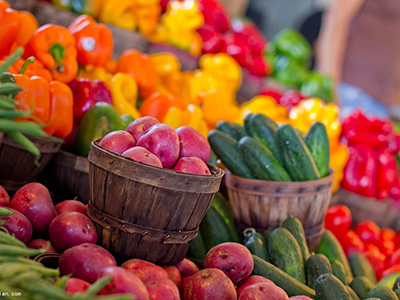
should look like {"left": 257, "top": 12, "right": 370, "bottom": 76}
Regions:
{"left": 199, "top": 54, "right": 242, "bottom": 91}
{"left": 240, "top": 95, "right": 289, "bottom": 124}
{"left": 163, "top": 106, "right": 184, "bottom": 129}
{"left": 330, "top": 143, "right": 349, "bottom": 193}
{"left": 152, "top": 53, "right": 182, "bottom": 96}
{"left": 188, "top": 70, "right": 219, "bottom": 105}
{"left": 107, "top": 73, "right": 141, "bottom": 119}
{"left": 99, "top": 0, "right": 137, "bottom": 31}
{"left": 77, "top": 65, "right": 112, "bottom": 82}
{"left": 135, "top": 0, "right": 162, "bottom": 36}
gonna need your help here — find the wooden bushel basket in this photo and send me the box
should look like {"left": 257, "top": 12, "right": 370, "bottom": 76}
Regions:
{"left": 51, "top": 151, "right": 90, "bottom": 203}
{"left": 87, "top": 141, "right": 224, "bottom": 265}
{"left": 0, "top": 135, "right": 62, "bottom": 192}
{"left": 225, "top": 171, "right": 334, "bottom": 250}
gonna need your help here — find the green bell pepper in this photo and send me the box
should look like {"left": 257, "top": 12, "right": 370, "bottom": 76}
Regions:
{"left": 300, "top": 72, "right": 335, "bottom": 103}
{"left": 70, "top": 0, "right": 98, "bottom": 15}
{"left": 270, "top": 29, "right": 312, "bottom": 67}
{"left": 120, "top": 114, "right": 135, "bottom": 128}
{"left": 271, "top": 54, "right": 309, "bottom": 87}
{"left": 75, "top": 102, "right": 126, "bottom": 157}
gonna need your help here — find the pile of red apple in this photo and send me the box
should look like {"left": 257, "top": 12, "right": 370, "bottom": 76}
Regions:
{"left": 99, "top": 117, "right": 212, "bottom": 176}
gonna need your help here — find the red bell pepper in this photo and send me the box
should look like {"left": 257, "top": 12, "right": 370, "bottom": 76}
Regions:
{"left": 198, "top": 0, "right": 230, "bottom": 33}
{"left": 197, "top": 25, "right": 227, "bottom": 54}
{"left": 338, "top": 230, "right": 364, "bottom": 257}
{"left": 232, "top": 18, "right": 266, "bottom": 55}
{"left": 324, "top": 205, "right": 352, "bottom": 238}
{"left": 376, "top": 149, "right": 394, "bottom": 200}
{"left": 259, "top": 88, "right": 283, "bottom": 103}
{"left": 278, "top": 90, "right": 306, "bottom": 111}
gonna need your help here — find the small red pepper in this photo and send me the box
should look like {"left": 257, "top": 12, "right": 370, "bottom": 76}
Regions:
{"left": 259, "top": 87, "right": 283, "bottom": 103}
{"left": 375, "top": 149, "right": 393, "bottom": 200}
{"left": 198, "top": 0, "right": 230, "bottom": 33}
{"left": 197, "top": 25, "right": 226, "bottom": 54}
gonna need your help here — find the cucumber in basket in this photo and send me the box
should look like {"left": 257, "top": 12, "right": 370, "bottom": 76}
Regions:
{"left": 304, "top": 122, "right": 330, "bottom": 178}
{"left": 216, "top": 121, "right": 247, "bottom": 141}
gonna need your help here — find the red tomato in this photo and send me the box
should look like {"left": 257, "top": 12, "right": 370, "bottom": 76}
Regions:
{"left": 364, "top": 243, "right": 380, "bottom": 253}
{"left": 338, "top": 230, "right": 364, "bottom": 257}
{"left": 363, "top": 249, "right": 386, "bottom": 280}
{"left": 324, "top": 205, "right": 352, "bottom": 238}
{"left": 381, "top": 228, "right": 396, "bottom": 241}
{"left": 382, "top": 264, "right": 400, "bottom": 278}
{"left": 379, "top": 239, "right": 395, "bottom": 259}
{"left": 393, "top": 231, "right": 400, "bottom": 249}
{"left": 391, "top": 249, "right": 400, "bottom": 266}
{"left": 354, "top": 221, "right": 381, "bottom": 244}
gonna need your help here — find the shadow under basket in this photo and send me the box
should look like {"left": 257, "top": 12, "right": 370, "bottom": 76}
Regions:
{"left": 87, "top": 141, "right": 224, "bottom": 265}
{"left": 0, "top": 134, "right": 62, "bottom": 192}
{"left": 225, "top": 171, "right": 334, "bottom": 250}
{"left": 51, "top": 150, "right": 90, "bottom": 204}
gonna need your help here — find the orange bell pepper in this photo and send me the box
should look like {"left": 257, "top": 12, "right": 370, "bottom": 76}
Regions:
{"left": 117, "top": 50, "right": 157, "bottom": 98}
{"left": 14, "top": 75, "right": 50, "bottom": 124}
{"left": 44, "top": 81, "right": 73, "bottom": 138}
{"left": 25, "top": 24, "right": 78, "bottom": 83}
{"left": 139, "top": 92, "right": 182, "bottom": 121}
{"left": 11, "top": 11, "right": 38, "bottom": 50}
{"left": 68, "top": 15, "right": 113, "bottom": 67}
{"left": 12, "top": 59, "right": 53, "bottom": 82}
{"left": 0, "top": 1, "right": 21, "bottom": 57}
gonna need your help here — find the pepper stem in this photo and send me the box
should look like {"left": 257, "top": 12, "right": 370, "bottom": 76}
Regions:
{"left": 49, "top": 43, "right": 65, "bottom": 72}
{"left": 19, "top": 57, "right": 36, "bottom": 75}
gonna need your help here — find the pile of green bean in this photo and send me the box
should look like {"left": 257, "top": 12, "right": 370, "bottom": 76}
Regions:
{"left": 0, "top": 48, "right": 50, "bottom": 159}
{"left": 0, "top": 208, "right": 133, "bottom": 300}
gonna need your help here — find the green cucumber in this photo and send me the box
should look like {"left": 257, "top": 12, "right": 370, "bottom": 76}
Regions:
{"left": 244, "top": 113, "right": 255, "bottom": 136}
{"left": 208, "top": 130, "right": 253, "bottom": 178}
{"left": 315, "top": 273, "right": 352, "bottom": 300}
{"left": 216, "top": 121, "right": 247, "bottom": 141}
{"left": 248, "top": 113, "right": 280, "bottom": 160}
{"left": 393, "top": 275, "right": 400, "bottom": 291}
{"left": 187, "top": 231, "right": 207, "bottom": 261}
{"left": 395, "top": 288, "right": 400, "bottom": 299}
{"left": 304, "top": 122, "right": 330, "bottom": 178}
{"left": 252, "top": 255, "right": 316, "bottom": 298}
{"left": 367, "top": 286, "right": 397, "bottom": 300}
{"left": 244, "top": 228, "right": 269, "bottom": 262}
{"left": 346, "top": 286, "right": 361, "bottom": 300}
{"left": 269, "top": 228, "right": 306, "bottom": 284}
{"left": 263, "top": 228, "right": 274, "bottom": 246}
{"left": 208, "top": 149, "right": 218, "bottom": 165}
{"left": 317, "top": 231, "right": 353, "bottom": 284}
{"left": 210, "top": 193, "right": 240, "bottom": 243}
{"left": 306, "top": 254, "right": 332, "bottom": 289}
{"left": 238, "top": 136, "right": 291, "bottom": 181}
{"left": 282, "top": 217, "right": 310, "bottom": 263}
{"left": 277, "top": 124, "right": 320, "bottom": 181}
{"left": 349, "top": 252, "right": 377, "bottom": 284}
{"left": 349, "top": 277, "right": 375, "bottom": 299}
{"left": 331, "top": 260, "right": 348, "bottom": 285}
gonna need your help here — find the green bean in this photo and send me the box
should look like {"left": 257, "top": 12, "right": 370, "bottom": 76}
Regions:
{"left": 20, "top": 281, "right": 71, "bottom": 300}
{"left": 54, "top": 275, "right": 70, "bottom": 289}
{"left": 0, "top": 109, "right": 31, "bottom": 120}
{"left": 1, "top": 121, "right": 48, "bottom": 137}
{"left": 0, "top": 220, "right": 6, "bottom": 226}
{"left": 0, "top": 207, "right": 13, "bottom": 216}
{"left": 0, "top": 282, "right": 15, "bottom": 300}
{"left": 6, "top": 131, "right": 40, "bottom": 159}
{"left": 0, "top": 48, "right": 23, "bottom": 75}
{"left": 0, "top": 83, "right": 22, "bottom": 95}
{"left": 0, "top": 256, "right": 40, "bottom": 265}
{"left": 0, "top": 244, "right": 45, "bottom": 257}
{"left": 81, "top": 276, "right": 112, "bottom": 298}
{"left": 0, "top": 96, "right": 18, "bottom": 104}
{"left": 8, "top": 271, "right": 41, "bottom": 286}
{"left": 0, "top": 231, "right": 27, "bottom": 248}
{"left": 0, "top": 100, "right": 16, "bottom": 110}
{"left": 95, "top": 295, "right": 134, "bottom": 300}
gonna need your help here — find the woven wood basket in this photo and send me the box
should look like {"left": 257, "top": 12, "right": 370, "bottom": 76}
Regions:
{"left": 87, "top": 141, "right": 224, "bottom": 265}
{"left": 51, "top": 151, "right": 90, "bottom": 203}
{"left": 225, "top": 171, "right": 334, "bottom": 250}
{"left": 0, "top": 134, "right": 62, "bottom": 192}
{"left": 334, "top": 189, "right": 400, "bottom": 230}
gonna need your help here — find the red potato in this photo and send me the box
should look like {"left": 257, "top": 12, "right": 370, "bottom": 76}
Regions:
{"left": 0, "top": 208, "right": 32, "bottom": 244}
{"left": 27, "top": 239, "right": 57, "bottom": 254}
{"left": 204, "top": 242, "right": 254, "bottom": 284}
{"left": 182, "top": 277, "right": 191, "bottom": 293}
{"left": 176, "top": 126, "right": 211, "bottom": 163}
{"left": 0, "top": 186, "right": 10, "bottom": 207}
{"left": 289, "top": 297, "right": 314, "bottom": 300}
{"left": 59, "top": 243, "right": 116, "bottom": 283}
{"left": 175, "top": 259, "right": 199, "bottom": 279}
{"left": 237, "top": 275, "right": 275, "bottom": 296}
{"left": 55, "top": 200, "right": 87, "bottom": 215}
{"left": 122, "top": 147, "right": 163, "bottom": 168}
{"left": 239, "top": 283, "right": 288, "bottom": 300}
{"left": 184, "top": 268, "right": 236, "bottom": 300}
{"left": 137, "top": 124, "right": 180, "bottom": 168}
{"left": 126, "top": 116, "right": 159, "bottom": 141}
{"left": 98, "top": 266, "right": 149, "bottom": 300}
{"left": 99, "top": 130, "right": 136, "bottom": 154}
{"left": 122, "top": 259, "right": 169, "bottom": 284}
{"left": 11, "top": 183, "right": 57, "bottom": 232}
{"left": 147, "top": 279, "right": 180, "bottom": 300}
{"left": 49, "top": 212, "right": 97, "bottom": 252}
{"left": 65, "top": 278, "right": 91, "bottom": 294}
{"left": 173, "top": 157, "right": 211, "bottom": 175}
{"left": 163, "top": 266, "right": 182, "bottom": 289}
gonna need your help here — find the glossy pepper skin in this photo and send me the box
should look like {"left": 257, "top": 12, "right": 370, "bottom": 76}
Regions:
{"left": 116, "top": 49, "right": 157, "bottom": 98}
{"left": 12, "top": 59, "right": 53, "bottom": 82}
{"left": 198, "top": 0, "right": 230, "bottom": 33}
{"left": 69, "top": 78, "right": 113, "bottom": 124}
{"left": 99, "top": 0, "right": 137, "bottom": 31}
{"left": 0, "top": 1, "right": 21, "bottom": 57}
{"left": 75, "top": 102, "right": 126, "bottom": 157}
{"left": 271, "top": 54, "right": 309, "bottom": 87}
{"left": 68, "top": 15, "right": 113, "bottom": 67}
{"left": 43, "top": 81, "right": 73, "bottom": 138}
{"left": 11, "top": 11, "right": 38, "bottom": 51}
{"left": 25, "top": 24, "right": 78, "bottom": 83}
{"left": 300, "top": 72, "right": 335, "bottom": 103}
{"left": 135, "top": 0, "right": 162, "bottom": 36}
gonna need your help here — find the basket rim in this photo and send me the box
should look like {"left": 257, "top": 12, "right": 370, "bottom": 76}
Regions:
{"left": 89, "top": 140, "right": 225, "bottom": 180}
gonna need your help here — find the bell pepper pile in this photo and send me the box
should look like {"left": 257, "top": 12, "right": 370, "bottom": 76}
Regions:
{"left": 267, "top": 29, "right": 334, "bottom": 103}
{"left": 325, "top": 205, "right": 400, "bottom": 280}
{"left": 341, "top": 110, "right": 400, "bottom": 200}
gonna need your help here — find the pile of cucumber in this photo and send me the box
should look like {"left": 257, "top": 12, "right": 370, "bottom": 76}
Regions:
{"left": 208, "top": 113, "right": 330, "bottom": 181}
{"left": 248, "top": 218, "right": 399, "bottom": 299}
